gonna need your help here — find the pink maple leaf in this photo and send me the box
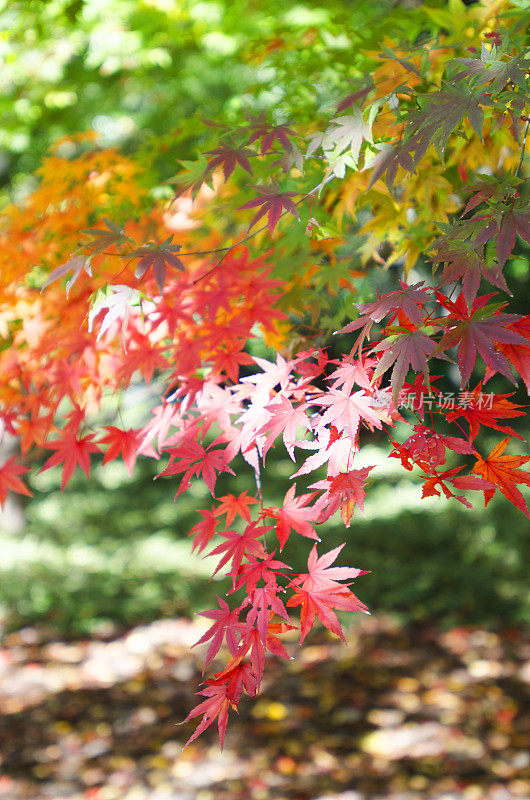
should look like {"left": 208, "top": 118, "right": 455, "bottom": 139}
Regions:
{"left": 41, "top": 255, "right": 92, "bottom": 297}
{"left": 314, "top": 388, "right": 385, "bottom": 439}
{"left": 240, "top": 353, "right": 296, "bottom": 395}
{"left": 256, "top": 395, "right": 311, "bottom": 461}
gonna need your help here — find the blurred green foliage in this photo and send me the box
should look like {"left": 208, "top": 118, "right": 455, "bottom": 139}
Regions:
{"left": 1, "top": 432, "right": 529, "bottom": 635}
{"left": 1, "top": 0, "right": 437, "bottom": 205}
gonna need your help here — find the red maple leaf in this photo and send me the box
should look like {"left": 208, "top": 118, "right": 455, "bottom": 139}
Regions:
{"left": 472, "top": 437, "right": 530, "bottom": 518}
{"left": 494, "top": 208, "right": 530, "bottom": 266}
{"left": 182, "top": 682, "right": 233, "bottom": 749}
{"left": 183, "top": 659, "right": 259, "bottom": 748}
{"left": 193, "top": 596, "right": 242, "bottom": 668}
{"left": 130, "top": 236, "right": 184, "bottom": 292}
{"left": 495, "top": 316, "right": 530, "bottom": 393}
{"left": 215, "top": 629, "right": 267, "bottom": 693}
{"left": 189, "top": 508, "right": 218, "bottom": 553}
{"left": 263, "top": 485, "right": 319, "bottom": 549}
{"left": 118, "top": 333, "right": 168, "bottom": 386}
{"left": 205, "top": 146, "right": 253, "bottom": 180}
{"left": 372, "top": 329, "right": 437, "bottom": 405}
{"left": 355, "top": 281, "right": 432, "bottom": 326}
{"left": 17, "top": 412, "right": 53, "bottom": 453}
{"left": 396, "top": 373, "right": 443, "bottom": 420}
{"left": 420, "top": 465, "right": 473, "bottom": 508}
{"left": 208, "top": 522, "right": 270, "bottom": 587}
{"left": 41, "top": 432, "right": 101, "bottom": 490}
{"left": 0, "top": 410, "right": 18, "bottom": 437}
{"left": 266, "top": 619, "right": 296, "bottom": 660}
{"left": 287, "top": 544, "right": 368, "bottom": 643}
{"left": 430, "top": 239, "right": 510, "bottom": 306}
{"left": 159, "top": 440, "right": 234, "bottom": 497}
{"left": 436, "top": 292, "right": 527, "bottom": 386}
{"left": 234, "top": 553, "right": 290, "bottom": 594}
{"left": 243, "top": 586, "right": 290, "bottom": 642}
{"left": 451, "top": 473, "right": 497, "bottom": 505}
{"left": 247, "top": 123, "right": 295, "bottom": 153}
{"left": 100, "top": 426, "right": 141, "bottom": 476}
{"left": 446, "top": 384, "right": 525, "bottom": 440}
{"left": 402, "top": 424, "right": 474, "bottom": 467}
{"left": 0, "top": 457, "right": 32, "bottom": 508}
{"left": 311, "top": 466, "right": 375, "bottom": 526}
{"left": 239, "top": 186, "right": 299, "bottom": 236}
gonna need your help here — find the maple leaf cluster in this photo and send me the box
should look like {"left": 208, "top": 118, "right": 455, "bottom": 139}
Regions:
{"left": 1, "top": 19, "right": 529, "bottom": 749}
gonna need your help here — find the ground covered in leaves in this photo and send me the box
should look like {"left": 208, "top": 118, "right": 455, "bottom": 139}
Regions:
{"left": 1, "top": 616, "right": 529, "bottom": 800}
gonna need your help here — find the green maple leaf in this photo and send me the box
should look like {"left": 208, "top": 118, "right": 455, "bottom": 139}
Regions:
{"left": 167, "top": 155, "right": 214, "bottom": 198}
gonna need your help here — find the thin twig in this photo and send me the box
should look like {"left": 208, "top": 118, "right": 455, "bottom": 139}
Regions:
{"left": 138, "top": 174, "right": 337, "bottom": 291}
{"left": 515, "top": 118, "right": 530, "bottom": 178}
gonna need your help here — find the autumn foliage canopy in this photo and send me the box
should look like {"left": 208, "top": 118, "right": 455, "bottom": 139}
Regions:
{"left": 1, "top": 1, "right": 529, "bottom": 747}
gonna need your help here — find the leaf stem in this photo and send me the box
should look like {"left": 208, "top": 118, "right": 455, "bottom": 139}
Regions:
{"left": 515, "top": 118, "right": 530, "bottom": 178}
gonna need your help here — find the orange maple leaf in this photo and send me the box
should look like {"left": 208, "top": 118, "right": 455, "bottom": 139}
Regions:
{"left": 472, "top": 438, "right": 530, "bottom": 518}
{"left": 214, "top": 491, "right": 258, "bottom": 528}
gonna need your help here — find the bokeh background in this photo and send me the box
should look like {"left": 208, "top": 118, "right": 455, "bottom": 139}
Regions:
{"left": 0, "top": 1, "right": 529, "bottom": 799}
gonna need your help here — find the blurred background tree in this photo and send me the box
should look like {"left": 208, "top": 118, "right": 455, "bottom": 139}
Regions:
{"left": 0, "top": 0, "right": 416, "bottom": 206}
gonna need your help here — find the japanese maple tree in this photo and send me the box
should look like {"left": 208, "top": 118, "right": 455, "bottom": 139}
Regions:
{"left": 1, "top": 0, "right": 529, "bottom": 748}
